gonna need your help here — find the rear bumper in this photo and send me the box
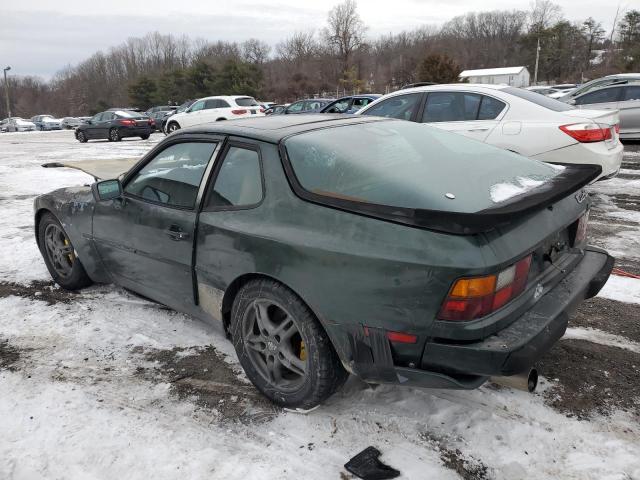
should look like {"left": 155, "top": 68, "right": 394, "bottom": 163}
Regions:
{"left": 120, "top": 126, "right": 153, "bottom": 137}
{"left": 348, "top": 247, "right": 614, "bottom": 389}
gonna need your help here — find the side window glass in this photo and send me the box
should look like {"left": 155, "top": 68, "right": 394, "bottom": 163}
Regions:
{"left": 422, "top": 92, "right": 481, "bottom": 123}
{"left": 204, "top": 99, "right": 217, "bottom": 109}
{"left": 92, "top": 113, "right": 103, "bottom": 122}
{"left": 125, "top": 142, "right": 217, "bottom": 208}
{"left": 478, "top": 96, "right": 506, "bottom": 120}
{"left": 575, "top": 88, "right": 621, "bottom": 105}
{"left": 287, "top": 102, "right": 304, "bottom": 113}
{"left": 206, "top": 147, "right": 263, "bottom": 208}
{"left": 218, "top": 100, "right": 231, "bottom": 108}
{"left": 325, "top": 99, "right": 350, "bottom": 113}
{"left": 623, "top": 86, "right": 640, "bottom": 101}
{"left": 190, "top": 101, "right": 205, "bottom": 112}
{"left": 361, "top": 94, "right": 422, "bottom": 121}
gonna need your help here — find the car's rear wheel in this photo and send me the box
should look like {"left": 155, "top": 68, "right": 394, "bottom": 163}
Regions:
{"left": 76, "top": 131, "right": 88, "bottom": 143}
{"left": 38, "top": 213, "right": 92, "bottom": 291}
{"left": 109, "top": 128, "right": 121, "bottom": 142}
{"left": 167, "top": 122, "right": 180, "bottom": 133}
{"left": 230, "top": 279, "right": 348, "bottom": 409}
{"left": 140, "top": 134, "right": 150, "bottom": 140}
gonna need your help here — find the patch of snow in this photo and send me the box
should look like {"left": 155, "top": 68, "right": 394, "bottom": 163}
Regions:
{"left": 490, "top": 176, "right": 546, "bottom": 203}
{"left": 564, "top": 327, "right": 640, "bottom": 353}
{"left": 598, "top": 275, "right": 640, "bottom": 304}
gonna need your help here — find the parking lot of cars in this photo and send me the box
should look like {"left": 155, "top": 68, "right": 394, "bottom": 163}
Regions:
{"left": 1, "top": 71, "right": 639, "bottom": 478}
{"left": 0, "top": 129, "right": 639, "bottom": 478}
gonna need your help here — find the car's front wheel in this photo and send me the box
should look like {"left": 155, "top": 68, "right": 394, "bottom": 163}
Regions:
{"left": 76, "top": 131, "right": 88, "bottom": 143}
{"left": 38, "top": 213, "right": 93, "bottom": 290}
{"left": 167, "top": 122, "right": 180, "bottom": 133}
{"left": 230, "top": 279, "right": 348, "bottom": 409}
{"left": 140, "top": 134, "right": 150, "bottom": 140}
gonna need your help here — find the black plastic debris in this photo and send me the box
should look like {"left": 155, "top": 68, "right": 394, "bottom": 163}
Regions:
{"left": 344, "top": 446, "right": 401, "bottom": 480}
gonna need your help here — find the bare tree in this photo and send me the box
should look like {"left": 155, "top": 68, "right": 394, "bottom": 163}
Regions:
{"left": 323, "top": 0, "right": 367, "bottom": 75}
{"left": 242, "top": 39, "right": 271, "bottom": 64}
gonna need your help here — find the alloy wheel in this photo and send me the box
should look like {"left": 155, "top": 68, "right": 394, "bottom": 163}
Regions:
{"left": 242, "top": 299, "right": 308, "bottom": 391}
{"left": 43, "top": 224, "right": 75, "bottom": 279}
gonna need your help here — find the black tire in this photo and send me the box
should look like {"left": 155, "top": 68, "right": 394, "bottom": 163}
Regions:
{"left": 230, "top": 279, "right": 348, "bottom": 409}
{"left": 167, "top": 122, "right": 180, "bottom": 133}
{"left": 140, "top": 134, "right": 150, "bottom": 140}
{"left": 109, "top": 128, "right": 121, "bottom": 142}
{"left": 216, "top": 118, "right": 226, "bottom": 121}
{"left": 38, "top": 213, "right": 93, "bottom": 291}
{"left": 76, "top": 131, "right": 88, "bottom": 143}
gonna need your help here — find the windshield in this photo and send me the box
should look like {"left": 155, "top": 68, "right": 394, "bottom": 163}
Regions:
{"left": 503, "top": 88, "right": 573, "bottom": 111}
{"left": 284, "top": 120, "right": 561, "bottom": 213}
{"left": 235, "top": 97, "right": 260, "bottom": 107}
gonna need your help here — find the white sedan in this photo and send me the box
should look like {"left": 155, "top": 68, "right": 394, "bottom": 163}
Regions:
{"left": 4, "top": 117, "right": 37, "bottom": 132}
{"left": 165, "top": 95, "right": 265, "bottom": 133}
{"left": 358, "top": 84, "right": 623, "bottom": 181}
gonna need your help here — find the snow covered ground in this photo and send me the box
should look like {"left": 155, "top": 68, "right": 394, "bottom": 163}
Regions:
{"left": 1, "top": 131, "right": 639, "bottom": 480}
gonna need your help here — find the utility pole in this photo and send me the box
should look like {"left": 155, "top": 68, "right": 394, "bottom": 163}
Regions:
{"left": 533, "top": 38, "right": 541, "bottom": 85}
{"left": 3, "top": 66, "right": 11, "bottom": 118}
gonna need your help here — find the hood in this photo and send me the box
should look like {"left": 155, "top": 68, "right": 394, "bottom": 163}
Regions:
{"left": 16, "top": 119, "right": 35, "bottom": 126}
{"left": 42, "top": 157, "right": 140, "bottom": 180}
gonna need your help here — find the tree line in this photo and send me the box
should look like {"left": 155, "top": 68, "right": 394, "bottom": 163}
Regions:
{"left": 1, "top": 1, "right": 639, "bottom": 118}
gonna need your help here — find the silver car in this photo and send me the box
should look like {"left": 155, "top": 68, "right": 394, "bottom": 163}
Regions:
{"left": 558, "top": 73, "right": 640, "bottom": 103}
{"left": 5, "top": 117, "right": 37, "bottom": 132}
{"left": 570, "top": 82, "right": 640, "bottom": 140}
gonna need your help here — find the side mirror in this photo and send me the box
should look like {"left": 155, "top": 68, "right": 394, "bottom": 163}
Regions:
{"left": 568, "top": 99, "right": 576, "bottom": 106}
{"left": 86, "top": 120, "right": 92, "bottom": 124}
{"left": 92, "top": 179, "right": 122, "bottom": 202}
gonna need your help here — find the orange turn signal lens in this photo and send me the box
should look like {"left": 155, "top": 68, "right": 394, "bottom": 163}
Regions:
{"left": 450, "top": 276, "right": 496, "bottom": 298}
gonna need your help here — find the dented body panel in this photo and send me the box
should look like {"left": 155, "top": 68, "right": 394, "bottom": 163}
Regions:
{"left": 34, "top": 115, "right": 614, "bottom": 391}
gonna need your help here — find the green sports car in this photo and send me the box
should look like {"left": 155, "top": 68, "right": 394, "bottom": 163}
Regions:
{"left": 35, "top": 115, "right": 613, "bottom": 408}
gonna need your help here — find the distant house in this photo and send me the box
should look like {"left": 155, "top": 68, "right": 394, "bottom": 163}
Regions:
{"left": 459, "top": 66, "right": 530, "bottom": 87}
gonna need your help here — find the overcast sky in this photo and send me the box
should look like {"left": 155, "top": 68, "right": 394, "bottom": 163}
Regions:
{"left": 1, "top": 0, "right": 626, "bottom": 79}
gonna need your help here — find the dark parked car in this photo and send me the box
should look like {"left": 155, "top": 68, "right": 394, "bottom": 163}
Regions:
{"left": 35, "top": 115, "right": 612, "bottom": 409}
{"left": 161, "top": 100, "right": 194, "bottom": 134}
{"left": 281, "top": 98, "right": 334, "bottom": 114}
{"left": 146, "top": 105, "right": 177, "bottom": 131}
{"left": 75, "top": 110, "right": 154, "bottom": 142}
{"left": 320, "top": 94, "right": 382, "bottom": 114}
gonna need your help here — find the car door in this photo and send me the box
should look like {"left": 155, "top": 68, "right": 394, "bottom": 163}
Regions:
{"left": 573, "top": 86, "right": 623, "bottom": 112}
{"left": 619, "top": 85, "right": 640, "bottom": 136}
{"left": 92, "top": 138, "right": 222, "bottom": 312}
{"left": 84, "top": 113, "right": 104, "bottom": 139}
{"left": 198, "top": 99, "right": 222, "bottom": 123}
{"left": 359, "top": 93, "right": 424, "bottom": 121}
{"left": 194, "top": 141, "right": 265, "bottom": 322}
{"left": 419, "top": 91, "right": 504, "bottom": 142}
{"left": 181, "top": 100, "right": 206, "bottom": 127}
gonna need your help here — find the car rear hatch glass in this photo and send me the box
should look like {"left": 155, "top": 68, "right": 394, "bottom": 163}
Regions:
{"left": 283, "top": 120, "right": 599, "bottom": 234}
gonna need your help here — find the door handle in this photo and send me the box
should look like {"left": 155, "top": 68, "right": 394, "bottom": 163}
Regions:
{"left": 166, "top": 225, "right": 190, "bottom": 241}
{"left": 467, "top": 127, "right": 489, "bottom": 132}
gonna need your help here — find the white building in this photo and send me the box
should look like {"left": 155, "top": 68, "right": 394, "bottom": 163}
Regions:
{"left": 459, "top": 66, "right": 530, "bottom": 87}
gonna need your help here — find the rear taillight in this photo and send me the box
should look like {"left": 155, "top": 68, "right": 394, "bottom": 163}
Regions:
{"left": 259, "top": 108, "right": 265, "bottom": 113}
{"left": 231, "top": 109, "right": 248, "bottom": 115}
{"left": 614, "top": 124, "right": 620, "bottom": 134}
{"left": 438, "top": 255, "right": 532, "bottom": 321}
{"left": 148, "top": 119, "right": 155, "bottom": 126}
{"left": 119, "top": 119, "right": 136, "bottom": 126}
{"left": 574, "top": 211, "right": 589, "bottom": 245}
{"left": 559, "top": 123, "right": 612, "bottom": 143}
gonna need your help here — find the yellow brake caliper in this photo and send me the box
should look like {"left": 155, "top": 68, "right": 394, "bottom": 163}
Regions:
{"left": 64, "top": 238, "right": 75, "bottom": 263}
{"left": 299, "top": 340, "right": 307, "bottom": 361}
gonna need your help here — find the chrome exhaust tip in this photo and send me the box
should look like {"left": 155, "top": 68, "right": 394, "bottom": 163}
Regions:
{"left": 490, "top": 368, "right": 538, "bottom": 392}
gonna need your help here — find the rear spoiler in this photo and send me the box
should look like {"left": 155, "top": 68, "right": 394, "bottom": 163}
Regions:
{"left": 293, "top": 164, "right": 601, "bottom": 235}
